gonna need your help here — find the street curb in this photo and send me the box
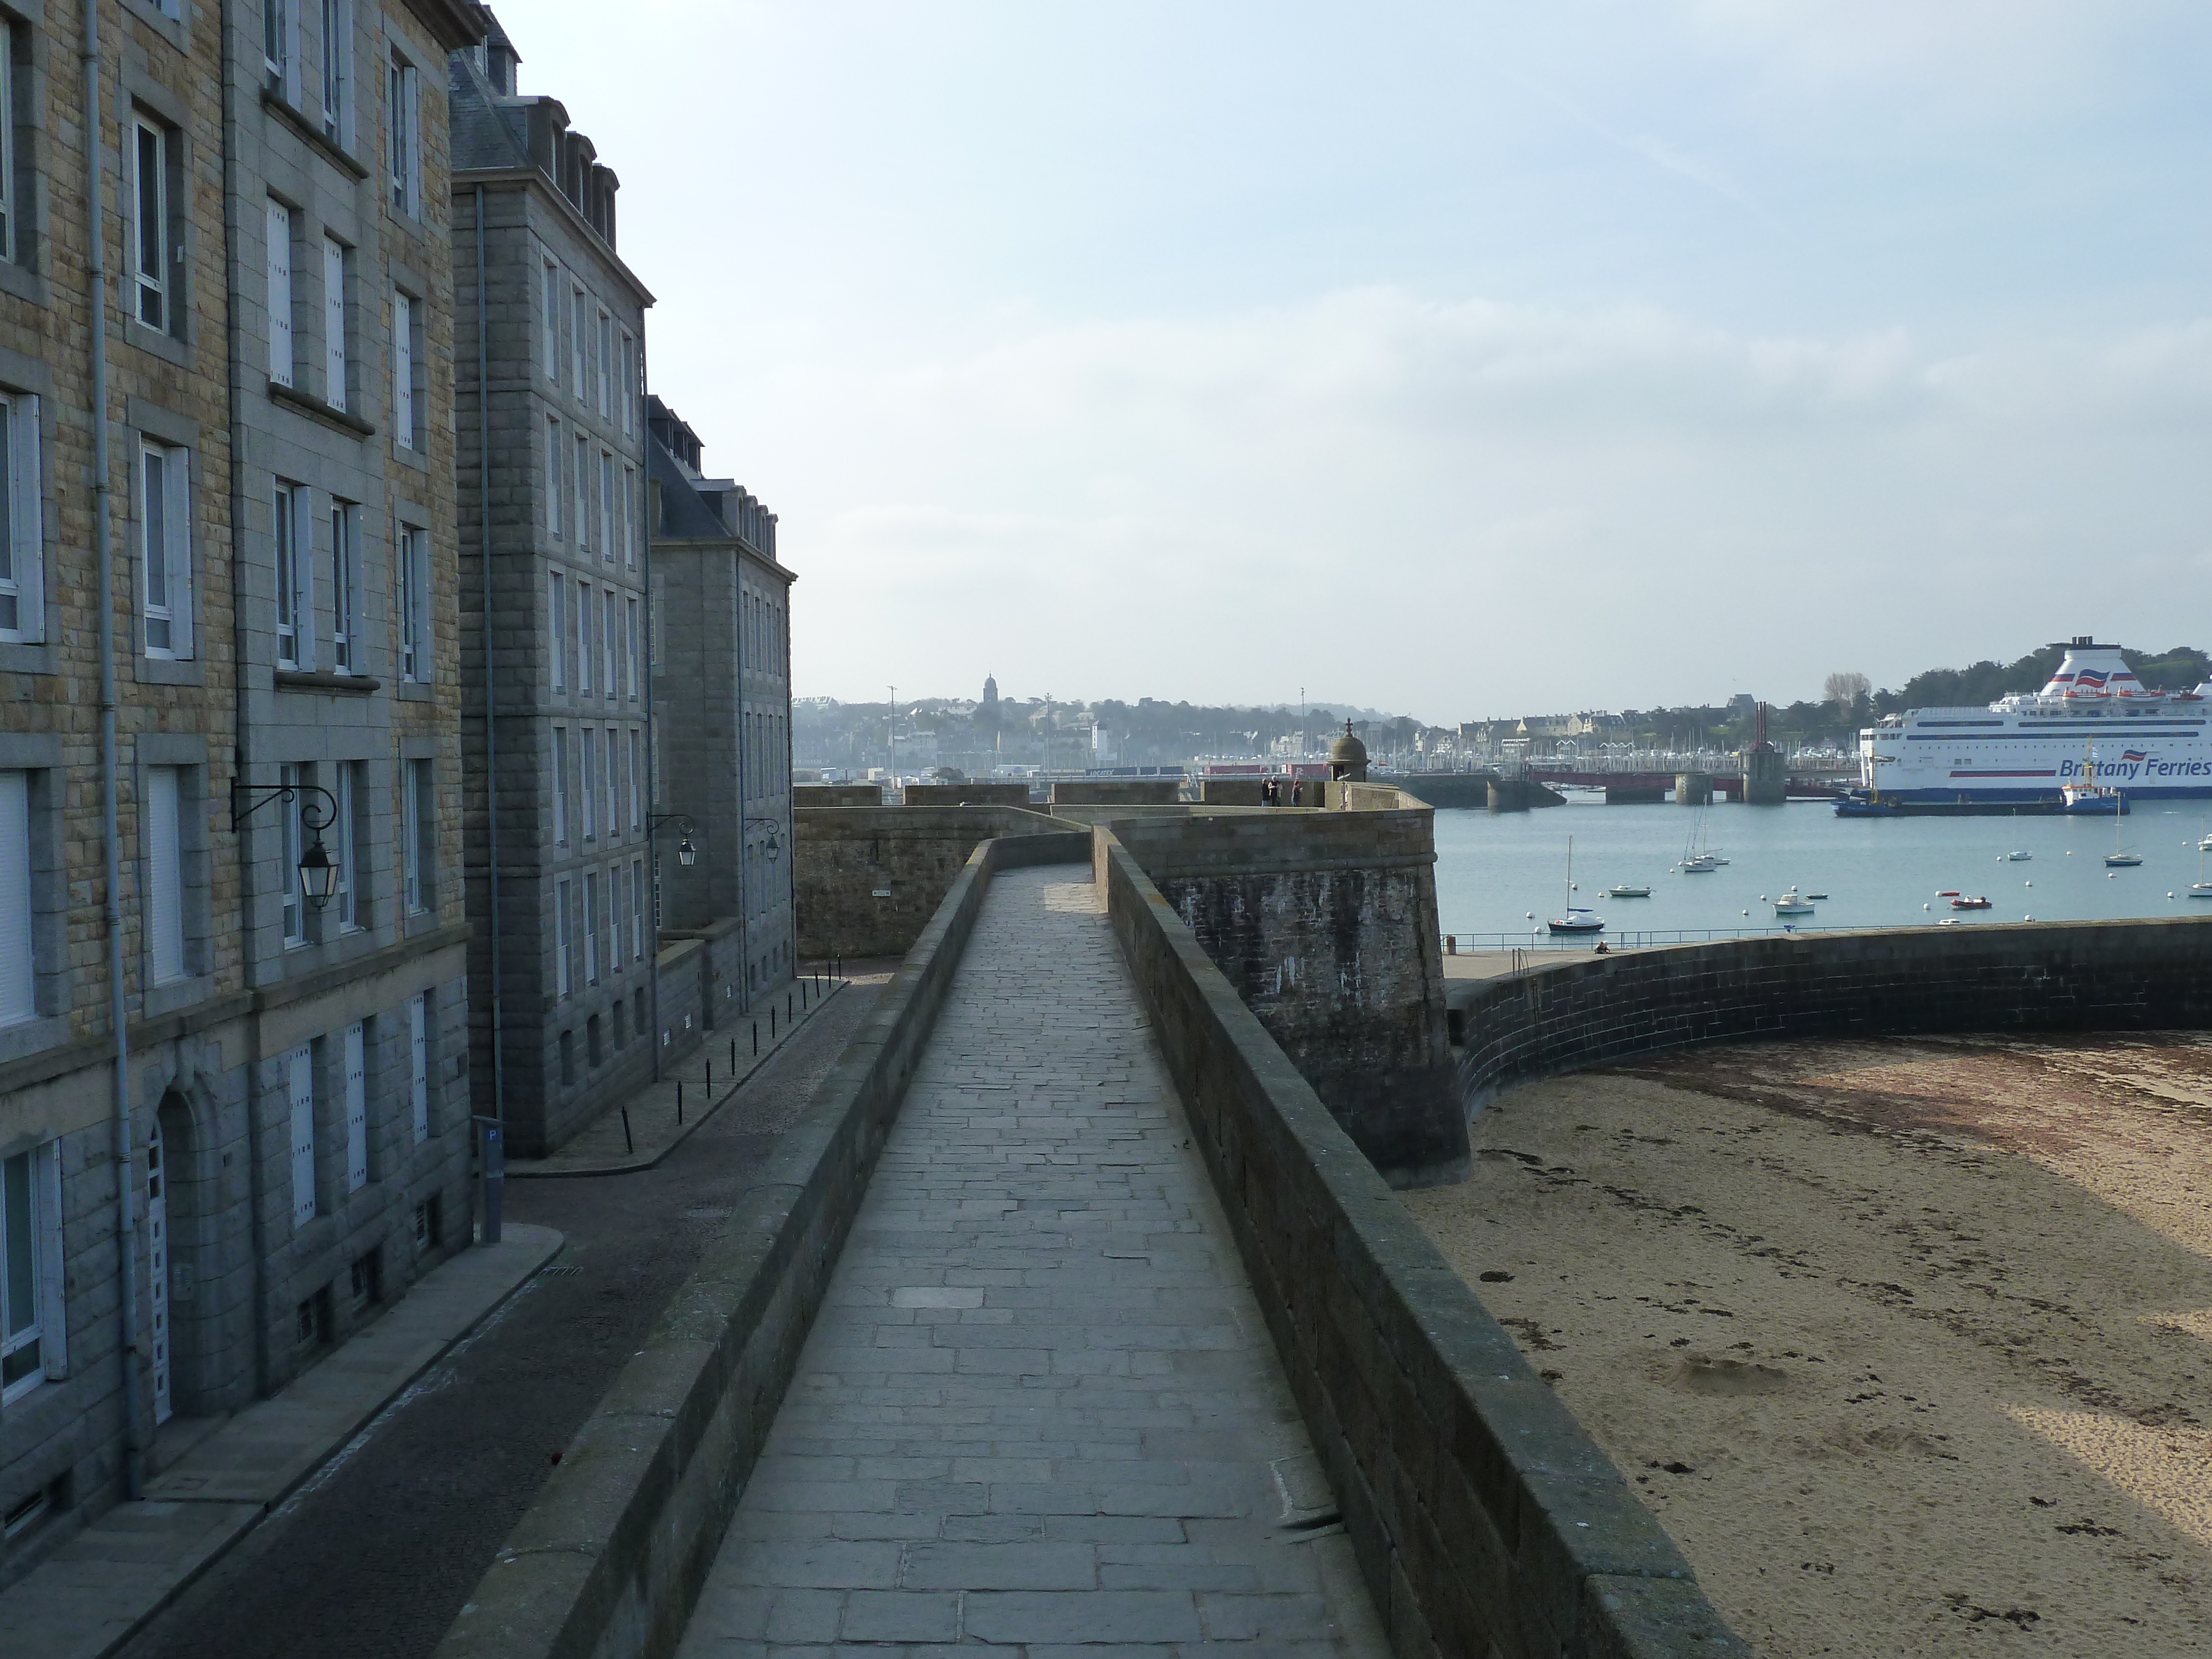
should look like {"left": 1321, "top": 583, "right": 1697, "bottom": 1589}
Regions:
{"left": 507, "top": 978, "right": 850, "bottom": 1178}
{"left": 0, "top": 1226, "right": 565, "bottom": 1659}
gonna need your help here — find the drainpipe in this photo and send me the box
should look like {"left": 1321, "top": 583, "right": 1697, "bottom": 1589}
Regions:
{"left": 84, "top": 0, "right": 145, "bottom": 1499}
{"left": 474, "top": 186, "right": 504, "bottom": 1240}
{"left": 643, "top": 340, "right": 660, "bottom": 1082}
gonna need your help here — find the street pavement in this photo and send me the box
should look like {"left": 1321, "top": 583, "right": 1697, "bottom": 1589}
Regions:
{"left": 676, "top": 869, "right": 1386, "bottom": 1656}
{"left": 112, "top": 973, "right": 888, "bottom": 1659}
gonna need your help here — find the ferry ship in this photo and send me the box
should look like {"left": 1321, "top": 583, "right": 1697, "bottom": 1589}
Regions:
{"left": 1848, "top": 639, "right": 2212, "bottom": 811}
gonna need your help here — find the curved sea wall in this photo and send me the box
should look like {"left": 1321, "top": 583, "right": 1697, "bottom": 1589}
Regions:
{"left": 1449, "top": 916, "right": 2212, "bottom": 1111}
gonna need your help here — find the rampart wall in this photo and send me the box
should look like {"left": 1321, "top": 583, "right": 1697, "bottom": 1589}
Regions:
{"left": 1449, "top": 917, "right": 2212, "bottom": 1112}
{"left": 793, "top": 805, "right": 1067, "bottom": 959}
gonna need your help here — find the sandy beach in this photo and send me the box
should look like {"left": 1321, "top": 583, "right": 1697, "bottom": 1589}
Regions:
{"left": 1402, "top": 1032, "right": 2212, "bottom": 1657}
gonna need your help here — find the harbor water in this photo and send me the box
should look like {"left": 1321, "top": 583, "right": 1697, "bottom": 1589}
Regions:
{"left": 1433, "top": 797, "right": 2212, "bottom": 942}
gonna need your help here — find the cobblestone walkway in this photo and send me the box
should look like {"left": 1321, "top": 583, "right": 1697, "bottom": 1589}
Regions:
{"left": 678, "top": 868, "right": 1385, "bottom": 1656}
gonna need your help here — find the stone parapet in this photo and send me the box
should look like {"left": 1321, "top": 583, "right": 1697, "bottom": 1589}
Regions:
{"left": 793, "top": 805, "right": 1068, "bottom": 959}
{"left": 1094, "top": 830, "right": 1745, "bottom": 1659}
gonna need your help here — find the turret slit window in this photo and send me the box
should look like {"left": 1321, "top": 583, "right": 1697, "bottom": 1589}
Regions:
{"left": 274, "top": 481, "right": 309, "bottom": 669}
{"left": 266, "top": 199, "right": 294, "bottom": 387}
{"left": 140, "top": 442, "right": 191, "bottom": 659}
{"left": 0, "top": 392, "right": 43, "bottom": 643}
{"left": 131, "top": 118, "right": 175, "bottom": 332}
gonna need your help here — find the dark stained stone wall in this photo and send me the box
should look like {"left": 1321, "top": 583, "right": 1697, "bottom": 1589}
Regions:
{"left": 794, "top": 806, "right": 1072, "bottom": 959}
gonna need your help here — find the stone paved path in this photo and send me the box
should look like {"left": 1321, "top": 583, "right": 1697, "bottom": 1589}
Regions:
{"left": 677, "top": 868, "right": 1386, "bottom": 1656}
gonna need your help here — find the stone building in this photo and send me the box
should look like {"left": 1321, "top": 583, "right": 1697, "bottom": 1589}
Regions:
{"left": 646, "top": 398, "right": 795, "bottom": 1024}
{"left": 448, "top": 20, "right": 658, "bottom": 1157}
{"left": 0, "top": 0, "right": 484, "bottom": 1587}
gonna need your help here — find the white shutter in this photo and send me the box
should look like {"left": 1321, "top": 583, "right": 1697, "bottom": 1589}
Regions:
{"left": 165, "top": 453, "right": 192, "bottom": 659}
{"left": 323, "top": 238, "right": 347, "bottom": 411}
{"left": 392, "top": 290, "right": 414, "bottom": 447}
{"left": 287, "top": 1045, "right": 316, "bottom": 1228}
{"left": 144, "top": 767, "right": 184, "bottom": 984}
{"left": 0, "top": 772, "right": 32, "bottom": 1022}
{"left": 267, "top": 200, "right": 294, "bottom": 387}
{"left": 408, "top": 994, "right": 429, "bottom": 1142}
{"left": 343, "top": 1022, "right": 367, "bottom": 1191}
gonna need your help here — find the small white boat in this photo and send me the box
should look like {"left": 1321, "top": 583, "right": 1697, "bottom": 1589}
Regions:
{"left": 1679, "top": 854, "right": 1719, "bottom": 874}
{"left": 1772, "top": 888, "right": 1814, "bottom": 916}
{"left": 1606, "top": 884, "right": 1651, "bottom": 898}
{"left": 1549, "top": 837, "right": 1605, "bottom": 933}
{"left": 1802, "top": 892, "right": 1829, "bottom": 900}
{"left": 2106, "top": 851, "right": 2143, "bottom": 868}
{"left": 2190, "top": 841, "right": 2212, "bottom": 898}
{"left": 2007, "top": 851, "right": 2032, "bottom": 862}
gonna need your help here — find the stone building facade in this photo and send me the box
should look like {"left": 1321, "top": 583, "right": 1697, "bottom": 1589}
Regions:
{"left": 448, "top": 22, "right": 658, "bottom": 1158}
{"left": 646, "top": 399, "right": 795, "bottom": 1005}
{"left": 0, "top": 0, "right": 483, "bottom": 1588}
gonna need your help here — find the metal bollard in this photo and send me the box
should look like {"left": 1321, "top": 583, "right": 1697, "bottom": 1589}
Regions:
{"left": 676, "top": 1082, "right": 684, "bottom": 1125}
{"left": 770, "top": 1006, "right": 776, "bottom": 1037}
{"left": 753, "top": 1022, "right": 759, "bottom": 1056}
{"left": 730, "top": 1038, "right": 737, "bottom": 1071}
{"left": 620, "top": 1107, "right": 634, "bottom": 1155}
{"left": 1446, "top": 935, "right": 1457, "bottom": 955}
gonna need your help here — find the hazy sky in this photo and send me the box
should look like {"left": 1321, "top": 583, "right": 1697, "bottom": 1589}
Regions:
{"left": 511, "top": 2, "right": 2212, "bottom": 723}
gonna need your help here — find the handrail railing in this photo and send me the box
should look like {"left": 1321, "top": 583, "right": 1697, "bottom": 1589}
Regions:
{"left": 1442, "top": 922, "right": 1933, "bottom": 953}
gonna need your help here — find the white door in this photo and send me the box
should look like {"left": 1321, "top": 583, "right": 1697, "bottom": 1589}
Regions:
{"left": 287, "top": 1045, "right": 316, "bottom": 1229}
{"left": 147, "top": 1121, "right": 171, "bottom": 1424}
{"left": 343, "top": 1022, "right": 367, "bottom": 1192}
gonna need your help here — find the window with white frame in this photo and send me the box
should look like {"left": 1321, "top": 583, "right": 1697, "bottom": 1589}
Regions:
{"left": 274, "top": 480, "right": 309, "bottom": 668}
{"left": 581, "top": 729, "right": 598, "bottom": 841}
{"left": 548, "top": 571, "right": 566, "bottom": 691}
{"left": 280, "top": 761, "right": 307, "bottom": 945}
{"left": 403, "top": 759, "right": 431, "bottom": 913}
{"left": 573, "top": 433, "right": 589, "bottom": 552}
{"left": 319, "top": 0, "right": 349, "bottom": 142}
{"left": 630, "top": 857, "right": 645, "bottom": 961}
{"left": 600, "top": 586, "right": 615, "bottom": 696}
{"left": 144, "top": 766, "right": 186, "bottom": 984}
{"left": 541, "top": 260, "right": 560, "bottom": 383}
{"left": 596, "top": 311, "right": 611, "bottom": 418}
{"left": 386, "top": 54, "right": 419, "bottom": 215}
{"left": 408, "top": 992, "right": 430, "bottom": 1141}
{"left": 611, "top": 863, "right": 626, "bottom": 974}
{"left": 0, "top": 26, "right": 19, "bottom": 265}
{"left": 0, "top": 770, "right": 34, "bottom": 1025}
{"left": 583, "top": 869, "right": 599, "bottom": 985}
{"left": 132, "top": 117, "right": 176, "bottom": 332}
{"left": 555, "top": 877, "right": 573, "bottom": 997}
{"left": 285, "top": 1042, "right": 315, "bottom": 1228}
{"left": 263, "top": 0, "right": 292, "bottom": 88}
{"left": 627, "top": 729, "right": 641, "bottom": 833}
{"left": 598, "top": 452, "right": 613, "bottom": 561}
{"left": 140, "top": 441, "right": 191, "bottom": 659}
{"left": 334, "top": 760, "right": 359, "bottom": 930}
{"left": 392, "top": 289, "right": 416, "bottom": 449}
{"left": 570, "top": 284, "right": 586, "bottom": 395}
{"left": 397, "top": 524, "right": 426, "bottom": 681}
{"left": 576, "top": 583, "right": 592, "bottom": 695}
{"left": 1, "top": 1141, "right": 62, "bottom": 1402}
{"left": 623, "top": 466, "right": 637, "bottom": 569}
{"left": 551, "top": 727, "right": 568, "bottom": 847}
{"left": 322, "top": 237, "right": 349, "bottom": 410}
{"left": 618, "top": 333, "right": 634, "bottom": 435}
{"left": 0, "top": 394, "right": 41, "bottom": 646}
{"left": 266, "top": 199, "right": 294, "bottom": 387}
{"left": 545, "top": 416, "right": 561, "bottom": 535}
{"left": 330, "top": 499, "right": 357, "bottom": 672}
{"left": 624, "top": 596, "right": 639, "bottom": 700}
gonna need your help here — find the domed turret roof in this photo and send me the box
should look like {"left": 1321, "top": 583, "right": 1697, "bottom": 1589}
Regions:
{"left": 1329, "top": 719, "right": 1368, "bottom": 764}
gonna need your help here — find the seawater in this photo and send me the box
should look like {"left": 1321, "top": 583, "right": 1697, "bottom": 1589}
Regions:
{"left": 1432, "top": 797, "right": 2212, "bottom": 941}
